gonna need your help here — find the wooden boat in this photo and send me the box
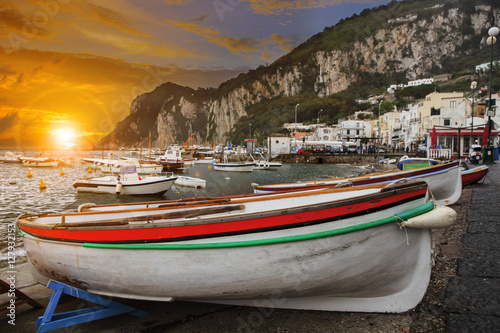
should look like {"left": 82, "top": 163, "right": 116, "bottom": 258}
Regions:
{"left": 252, "top": 161, "right": 462, "bottom": 206}
{"left": 73, "top": 166, "right": 176, "bottom": 195}
{"left": 18, "top": 180, "right": 457, "bottom": 313}
{"left": 0, "top": 151, "right": 21, "bottom": 163}
{"left": 83, "top": 157, "right": 163, "bottom": 174}
{"left": 20, "top": 157, "right": 59, "bottom": 167}
{"left": 174, "top": 175, "right": 207, "bottom": 188}
{"left": 213, "top": 155, "right": 255, "bottom": 172}
{"left": 461, "top": 165, "right": 488, "bottom": 187}
{"left": 397, "top": 155, "right": 438, "bottom": 170}
{"left": 399, "top": 157, "right": 488, "bottom": 187}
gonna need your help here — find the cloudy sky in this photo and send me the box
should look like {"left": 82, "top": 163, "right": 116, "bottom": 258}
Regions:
{"left": 0, "top": 0, "right": 390, "bottom": 149}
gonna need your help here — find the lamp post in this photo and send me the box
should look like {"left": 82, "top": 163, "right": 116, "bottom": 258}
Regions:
{"left": 294, "top": 103, "right": 299, "bottom": 149}
{"left": 470, "top": 80, "right": 477, "bottom": 142}
{"left": 485, "top": 22, "right": 498, "bottom": 163}
{"left": 377, "top": 100, "right": 382, "bottom": 166}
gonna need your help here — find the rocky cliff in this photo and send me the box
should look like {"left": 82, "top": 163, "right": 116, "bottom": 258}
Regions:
{"left": 100, "top": 0, "right": 499, "bottom": 149}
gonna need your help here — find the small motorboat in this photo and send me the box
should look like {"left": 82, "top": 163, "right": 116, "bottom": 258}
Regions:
{"left": 73, "top": 166, "right": 176, "bottom": 195}
{"left": 174, "top": 176, "right": 207, "bottom": 188}
{"left": 20, "top": 157, "right": 59, "bottom": 167}
{"left": 213, "top": 155, "right": 255, "bottom": 172}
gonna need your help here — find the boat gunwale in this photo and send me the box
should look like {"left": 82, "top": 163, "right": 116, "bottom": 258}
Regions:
{"left": 22, "top": 201, "right": 436, "bottom": 249}
{"left": 17, "top": 182, "right": 428, "bottom": 233}
{"left": 73, "top": 176, "right": 177, "bottom": 189}
{"left": 19, "top": 181, "right": 426, "bottom": 220}
{"left": 252, "top": 161, "right": 459, "bottom": 189}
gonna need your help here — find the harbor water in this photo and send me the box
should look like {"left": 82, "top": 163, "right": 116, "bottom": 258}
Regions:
{"left": 0, "top": 150, "right": 376, "bottom": 266}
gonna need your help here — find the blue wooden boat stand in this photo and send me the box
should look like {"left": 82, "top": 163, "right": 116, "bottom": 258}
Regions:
{"left": 36, "top": 279, "right": 150, "bottom": 333}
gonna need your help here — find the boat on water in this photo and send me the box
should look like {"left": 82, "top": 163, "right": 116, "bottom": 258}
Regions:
{"left": 20, "top": 156, "right": 59, "bottom": 167}
{"left": 0, "top": 151, "right": 21, "bottom": 163}
{"left": 250, "top": 152, "right": 282, "bottom": 170}
{"left": 83, "top": 157, "right": 163, "bottom": 174}
{"left": 174, "top": 175, "right": 207, "bottom": 188}
{"left": 252, "top": 161, "right": 462, "bottom": 206}
{"left": 73, "top": 166, "right": 176, "bottom": 195}
{"left": 213, "top": 155, "right": 255, "bottom": 172}
{"left": 194, "top": 157, "right": 218, "bottom": 164}
{"left": 17, "top": 179, "right": 456, "bottom": 312}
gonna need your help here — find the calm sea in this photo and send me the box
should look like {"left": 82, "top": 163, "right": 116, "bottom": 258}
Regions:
{"left": 0, "top": 149, "right": 377, "bottom": 265}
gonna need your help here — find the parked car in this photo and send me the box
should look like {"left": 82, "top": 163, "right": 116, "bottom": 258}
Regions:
{"left": 331, "top": 145, "right": 343, "bottom": 154}
{"left": 313, "top": 144, "right": 326, "bottom": 154}
{"left": 416, "top": 145, "right": 427, "bottom": 157}
{"left": 368, "top": 146, "right": 376, "bottom": 154}
{"left": 297, "top": 149, "right": 311, "bottom": 155}
{"left": 378, "top": 147, "right": 385, "bottom": 153}
{"left": 346, "top": 146, "right": 358, "bottom": 154}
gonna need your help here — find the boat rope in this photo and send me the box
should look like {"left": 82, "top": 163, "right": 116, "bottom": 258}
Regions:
{"left": 394, "top": 215, "right": 410, "bottom": 246}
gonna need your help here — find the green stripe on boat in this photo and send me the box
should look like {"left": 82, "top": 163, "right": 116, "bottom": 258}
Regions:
{"left": 83, "top": 201, "right": 435, "bottom": 250}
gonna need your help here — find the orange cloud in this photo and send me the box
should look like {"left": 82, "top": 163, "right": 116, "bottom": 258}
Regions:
{"left": 163, "top": 0, "right": 193, "bottom": 5}
{"left": 165, "top": 20, "right": 300, "bottom": 62}
{"left": 166, "top": 20, "right": 261, "bottom": 56}
{"left": 243, "top": 0, "right": 375, "bottom": 15}
{"left": 0, "top": 46, "right": 244, "bottom": 149}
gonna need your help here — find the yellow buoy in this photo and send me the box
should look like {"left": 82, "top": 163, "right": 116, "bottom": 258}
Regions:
{"left": 27, "top": 170, "right": 32, "bottom": 177}
{"left": 208, "top": 165, "right": 211, "bottom": 170}
{"left": 39, "top": 179, "right": 46, "bottom": 189}
{"left": 60, "top": 168, "right": 64, "bottom": 176}
{"left": 88, "top": 167, "right": 92, "bottom": 174}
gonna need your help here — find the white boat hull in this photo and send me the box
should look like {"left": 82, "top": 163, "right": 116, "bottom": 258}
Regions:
{"left": 253, "top": 162, "right": 462, "bottom": 206}
{"left": 174, "top": 176, "right": 207, "bottom": 188}
{"left": 213, "top": 163, "right": 255, "bottom": 172}
{"left": 73, "top": 176, "right": 176, "bottom": 195}
{"left": 23, "top": 221, "right": 432, "bottom": 312}
{"left": 100, "top": 164, "right": 163, "bottom": 174}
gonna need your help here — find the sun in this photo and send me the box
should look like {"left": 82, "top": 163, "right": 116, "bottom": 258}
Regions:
{"left": 53, "top": 128, "right": 76, "bottom": 148}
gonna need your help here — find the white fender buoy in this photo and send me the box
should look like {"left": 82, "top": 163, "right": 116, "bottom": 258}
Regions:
{"left": 115, "top": 181, "right": 123, "bottom": 194}
{"left": 400, "top": 205, "right": 457, "bottom": 229}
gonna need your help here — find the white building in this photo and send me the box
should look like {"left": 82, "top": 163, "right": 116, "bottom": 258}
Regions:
{"left": 338, "top": 120, "right": 370, "bottom": 145}
{"left": 267, "top": 136, "right": 290, "bottom": 158}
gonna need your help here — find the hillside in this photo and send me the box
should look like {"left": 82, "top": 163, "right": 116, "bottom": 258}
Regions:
{"left": 100, "top": 0, "right": 499, "bottom": 149}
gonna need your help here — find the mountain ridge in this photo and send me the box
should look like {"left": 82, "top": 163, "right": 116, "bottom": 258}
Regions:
{"left": 100, "top": 0, "right": 499, "bottom": 149}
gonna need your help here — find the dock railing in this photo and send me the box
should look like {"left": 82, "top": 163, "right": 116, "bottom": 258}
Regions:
{"left": 429, "top": 149, "right": 452, "bottom": 159}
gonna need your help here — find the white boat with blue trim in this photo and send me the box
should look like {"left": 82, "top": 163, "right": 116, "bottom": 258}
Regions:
{"left": 252, "top": 161, "right": 462, "bottom": 206}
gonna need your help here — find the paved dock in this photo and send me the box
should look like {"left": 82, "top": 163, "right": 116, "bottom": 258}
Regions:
{"left": 444, "top": 161, "right": 500, "bottom": 332}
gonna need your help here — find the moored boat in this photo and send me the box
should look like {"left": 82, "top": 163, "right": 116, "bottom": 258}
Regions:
{"left": 174, "top": 175, "right": 207, "bottom": 188}
{"left": 18, "top": 180, "right": 457, "bottom": 313}
{"left": 252, "top": 161, "right": 462, "bottom": 206}
{"left": 0, "top": 151, "right": 22, "bottom": 163}
{"left": 73, "top": 166, "right": 176, "bottom": 195}
{"left": 20, "top": 157, "right": 59, "bottom": 167}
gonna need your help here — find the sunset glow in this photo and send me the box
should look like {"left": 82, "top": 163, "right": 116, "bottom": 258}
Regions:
{"left": 0, "top": 0, "right": 390, "bottom": 149}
